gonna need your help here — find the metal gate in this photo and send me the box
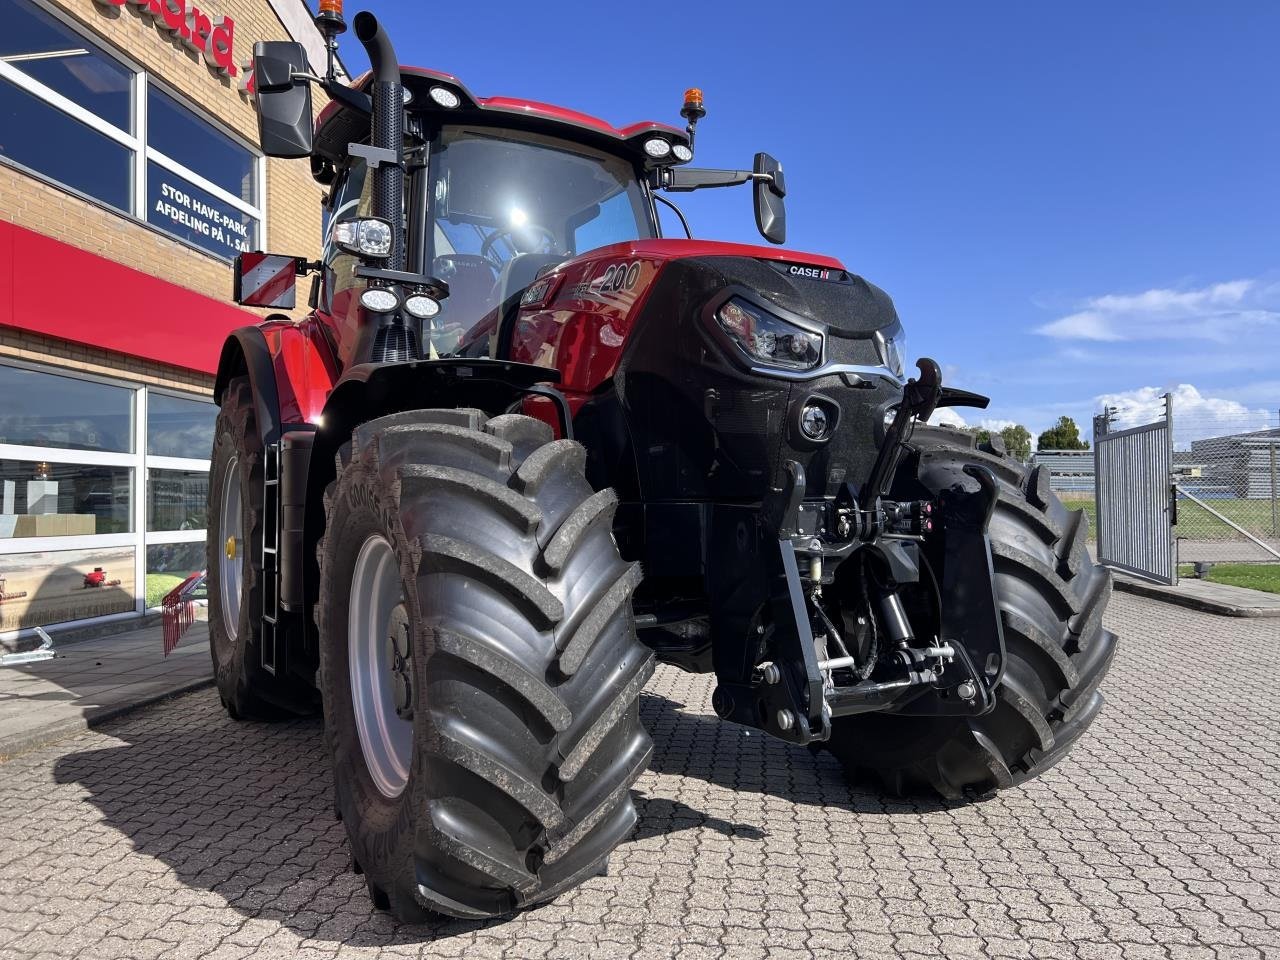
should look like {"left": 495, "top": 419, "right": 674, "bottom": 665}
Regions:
{"left": 1094, "top": 395, "right": 1177, "bottom": 584}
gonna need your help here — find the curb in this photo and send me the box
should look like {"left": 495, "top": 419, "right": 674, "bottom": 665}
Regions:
{"left": 1114, "top": 577, "right": 1280, "bottom": 619}
{"left": 0, "top": 677, "right": 215, "bottom": 760}
{"left": 1, "top": 613, "right": 165, "bottom": 655}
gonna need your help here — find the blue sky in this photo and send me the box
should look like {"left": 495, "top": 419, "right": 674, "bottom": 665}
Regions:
{"left": 331, "top": 2, "right": 1278, "bottom": 444}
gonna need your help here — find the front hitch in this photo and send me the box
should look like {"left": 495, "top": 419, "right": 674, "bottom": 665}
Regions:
{"left": 709, "top": 360, "right": 1005, "bottom": 745}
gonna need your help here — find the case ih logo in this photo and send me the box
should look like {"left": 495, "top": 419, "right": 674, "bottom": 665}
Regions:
{"left": 788, "top": 265, "right": 832, "bottom": 280}
{"left": 96, "top": 0, "right": 238, "bottom": 78}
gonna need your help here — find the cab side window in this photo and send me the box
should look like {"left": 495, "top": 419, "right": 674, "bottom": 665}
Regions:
{"left": 321, "top": 159, "right": 371, "bottom": 313}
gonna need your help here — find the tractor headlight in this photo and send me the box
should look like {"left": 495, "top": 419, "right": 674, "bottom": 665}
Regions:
{"left": 429, "top": 86, "right": 461, "bottom": 109}
{"left": 714, "top": 297, "right": 822, "bottom": 371}
{"left": 333, "top": 217, "right": 393, "bottom": 259}
{"left": 359, "top": 287, "right": 399, "bottom": 313}
{"left": 879, "top": 326, "right": 907, "bottom": 378}
{"left": 403, "top": 293, "right": 441, "bottom": 319}
{"left": 643, "top": 137, "right": 672, "bottom": 158}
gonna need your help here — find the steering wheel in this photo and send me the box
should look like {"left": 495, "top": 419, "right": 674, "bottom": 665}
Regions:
{"left": 480, "top": 223, "right": 559, "bottom": 267}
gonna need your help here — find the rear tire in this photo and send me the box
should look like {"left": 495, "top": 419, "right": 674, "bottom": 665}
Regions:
{"left": 317, "top": 408, "right": 653, "bottom": 920}
{"left": 206, "top": 375, "right": 304, "bottom": 721}
{"left": 823, "top": 426, "right": 1118, "bottom": 799}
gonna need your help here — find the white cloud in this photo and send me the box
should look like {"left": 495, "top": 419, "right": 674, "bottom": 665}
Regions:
{"left": 1035, "top": 278, "right": 1280, "bottom": 342}
{"left": 928, "top": 407, "right": 968, "bottom": 429}
{"left": 979, "top": 418, "right": 1019, "bottom": 432}
{"left": 1095, "top": 383, "right": 1274, "bottom": 446}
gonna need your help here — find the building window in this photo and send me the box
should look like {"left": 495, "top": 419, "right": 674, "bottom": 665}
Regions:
{"left": 0, "top": 546, "right": 136, "bottom": 633}
{"left": 0, "top": 362, "right": 216, "bottom": 632}
{"left": 0, "top": 460, "right": 133, "bottom": 538}
{"left": 0, "top": 363, "right": 134, "bottom": 452}
{"left": 147, "top": 86, "right": 256, "bottom": 205}
{"left": 148, "top": 393, "right": 218, "bottom": 460}
{"left": 145, "top": 541, "right": 204, "bottom": 610}
{"left": 0, "top": 78, "right": 133, "bottom": 212}
{"left": 147, "top": 160, "right": 258, "bottom": 259}
{"left": 0, "top": 0, "right": 134, "bottom": 128}
{"left": 147, "top": 469, "right": 209, "bottom": 532}
{"left": 0, "top": 0, "right": 264, "bottom": 261}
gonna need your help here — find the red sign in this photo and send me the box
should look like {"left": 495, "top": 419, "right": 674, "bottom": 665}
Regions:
{"left": 96, "top": 0, "right": 238, "bottom": 77}
{"left": 0, "top": 220, "right": 256, "bottom": 375}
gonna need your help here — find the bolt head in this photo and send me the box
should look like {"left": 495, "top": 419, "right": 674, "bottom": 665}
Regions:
{"left": 776, "top": 709, "right": 795, "bottom": 732}
{"left": 393, "top": 672, "right": 413, "bottom": 718}
{"left": 957, "top": 681, "right": 977, "bottom": 700}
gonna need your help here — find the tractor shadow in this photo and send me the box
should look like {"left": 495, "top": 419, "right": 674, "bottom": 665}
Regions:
{"left": 51, "top": 688, "right": 766, "bottom": 944}
{"left": 639, "top": 690, "right": 957, "bottom": 817}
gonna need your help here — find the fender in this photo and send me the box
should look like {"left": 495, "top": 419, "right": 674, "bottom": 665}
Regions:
{"left": 318, "top": 357, "right": 563, "bottom": 441}
{"left": 212, "top": 316, "right": 340, "bottom": 442}
{"left": 213, "top": 326, "right": 283, "bottom": 443}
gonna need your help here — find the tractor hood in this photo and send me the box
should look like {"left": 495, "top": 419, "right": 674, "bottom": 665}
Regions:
{"left": 495, "top": 238, "right": 904, "bottom": 395}
{"left": 553, "top": 238, "right": 900, "bottom": 339}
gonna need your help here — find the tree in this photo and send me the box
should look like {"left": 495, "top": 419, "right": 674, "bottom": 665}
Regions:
{"left": 1000, "top": 424, "right": 1033, "bottom": 461}
{"left": 1037, "top": 416, "right": 1089, "bottom": 451}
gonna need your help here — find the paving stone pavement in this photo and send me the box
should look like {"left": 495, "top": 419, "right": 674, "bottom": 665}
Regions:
{"left": 1, "top": 592, "right": 1278, "bottom": 959}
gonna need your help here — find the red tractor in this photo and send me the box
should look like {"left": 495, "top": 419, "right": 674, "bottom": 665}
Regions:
{"left": 83, "top": 567, "right": 122, "bottom": 589}
{"left": 207, "top": 5, "right": 1117, "bottom": 921}
{"left": 0, "top": 574, "right": 27, "bottom": 604}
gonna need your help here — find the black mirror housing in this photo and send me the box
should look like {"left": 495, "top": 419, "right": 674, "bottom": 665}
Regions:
{"left": 754, "top": 153, "right": 786, "bottom": 244}
{"left": 252, "top": 41, "right": 313, "bottom": 158}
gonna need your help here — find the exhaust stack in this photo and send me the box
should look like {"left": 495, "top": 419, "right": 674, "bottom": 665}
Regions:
{"left": 353, "top": 12, "right": 405, "bottom": 272}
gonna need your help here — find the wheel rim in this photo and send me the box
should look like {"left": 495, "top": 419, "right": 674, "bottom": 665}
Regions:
{"left": 349, "top": 534, "right": 414, "bottom": 799}
{"left": 218, "top": 455, "right": 243, "bottom": 642}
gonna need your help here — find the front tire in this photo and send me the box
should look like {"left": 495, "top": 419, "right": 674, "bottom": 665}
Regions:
{"left": 317, "top": 408, "right": 653, "bottom": 920}
{"left": 823, "top": 426, "right": 1118, "bottom": 798}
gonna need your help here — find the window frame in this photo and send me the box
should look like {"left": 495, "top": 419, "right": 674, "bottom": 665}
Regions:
{"left": 0, "top": 0, "right": 267, "bottom": 262}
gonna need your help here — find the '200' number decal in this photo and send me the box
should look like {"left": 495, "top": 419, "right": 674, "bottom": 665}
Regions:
{"left": 594, "top": 261, "right": 642, "bottom": 293}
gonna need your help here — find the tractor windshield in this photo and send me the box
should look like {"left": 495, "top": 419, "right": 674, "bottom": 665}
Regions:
{"left": 426, "top": 126, "right": 654, "bottom": 348}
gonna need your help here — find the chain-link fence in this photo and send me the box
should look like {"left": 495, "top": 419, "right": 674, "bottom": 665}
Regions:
{"left": 1033, "top": 397, "right": 1280, "bottom": 565}
{"left": 1171, "top": 409, "right": 1280, "bottom": 563}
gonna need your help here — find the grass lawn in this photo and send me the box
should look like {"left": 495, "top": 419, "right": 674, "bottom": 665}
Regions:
{"left": 1177, "top": 563, "right": 1280, "bottom": 594}
{"left": 145, "top": 573, "right": 186, "bottom": 610}
{"left": 1058, "top": 494, "right": 1280, "bottom": 542}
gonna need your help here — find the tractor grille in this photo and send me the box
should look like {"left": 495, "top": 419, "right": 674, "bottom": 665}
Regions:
{"left": 372, "top": 324, "right": 418, "bottom": 363}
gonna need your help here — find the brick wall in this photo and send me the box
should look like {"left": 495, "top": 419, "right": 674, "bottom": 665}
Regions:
{"left": 0, "top": 0, "right": 333, "bottom": 389}
{"left": 0, "top": 326, "right": 213, "bottom": 396}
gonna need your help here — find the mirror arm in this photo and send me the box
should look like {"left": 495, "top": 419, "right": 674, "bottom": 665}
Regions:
{"left": 265, "top": 70, "right": 372, "bottom": 116}
{"left": 320, "top": 78, "right": 372, "bottom": 115}
{"left": 657, "top": 167, "right": 754, "bottom": 193}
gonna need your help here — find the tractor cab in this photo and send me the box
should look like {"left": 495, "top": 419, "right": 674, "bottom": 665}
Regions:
{"left": 237, "top": 36, "right": 787, "bottom": 368}
{"left": 318, "top": 115, "right": 661, "bottom": 359}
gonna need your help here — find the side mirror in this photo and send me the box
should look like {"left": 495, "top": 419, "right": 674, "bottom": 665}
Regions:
{"left": 252, "top": 41, "right": 313, "bottom": 158}
{"left": 233, "top": 252, "right": 300, "bottom": 309}
{"left": 753, "top": 152, "right": 787, "bottom": 245}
